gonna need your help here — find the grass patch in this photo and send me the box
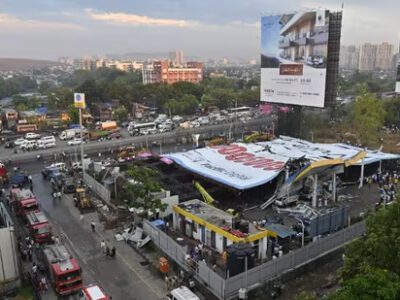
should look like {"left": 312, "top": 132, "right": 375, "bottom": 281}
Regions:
{"left": 14, "top": 284, "right": 34, "bottom": 300}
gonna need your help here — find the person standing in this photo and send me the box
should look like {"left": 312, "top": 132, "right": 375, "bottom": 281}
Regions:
{"left": 90, "top": 220, "right": 96, "bottom": 232}
{"left": 79, "top": 213, "right": 84, "bottom": 224}
{"left": 101, "top": 240, "right": 106, "bottom": 253}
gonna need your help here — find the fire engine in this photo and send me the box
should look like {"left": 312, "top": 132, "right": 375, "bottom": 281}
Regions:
{"left": 11, "top": 188, "right": 39, "bottom": 218}
{"left": 42, "top": 244, "right": 83, "bottom": 295}
{"left": 26, "top": 211, "right": 52, "bottom": 243}
{"left": 81, "top": 285, "right": 109, "bottom": 300}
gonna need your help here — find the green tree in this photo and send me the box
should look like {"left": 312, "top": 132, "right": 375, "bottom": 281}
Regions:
{"left": 124, "top": 165, "right": 167, "bottom": 217}
{"left": 180, "top": 94, "right": 199, "bottom": 115}
{"left": 384, "top": 98, "right": 400, "bottom": 126}
{"left": 295, "top": 291, "right": 318, "bottom": 300}
{"left": 113, "top": 106, "right": 128, "bottom": 122}
{"left": 330, "top": 269, "right": 400, "bottom": 300}
{"left": 351, "top": 85, "right": 386, "bottom": 145}
{"left": 67, "top": 105, "right": 79, "bottom": 124}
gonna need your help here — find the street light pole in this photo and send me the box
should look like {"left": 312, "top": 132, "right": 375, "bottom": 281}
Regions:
{"left": 79, "top": 108, "right": 85, "bottom": 169}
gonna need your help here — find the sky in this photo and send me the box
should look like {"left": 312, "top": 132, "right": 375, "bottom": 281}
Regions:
{"left": 0, "top": 0, "right": 399, "bottom": 61}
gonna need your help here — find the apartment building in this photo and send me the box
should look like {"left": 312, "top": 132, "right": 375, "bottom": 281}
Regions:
{"left": 340, "top": 45, "right": 359, "bottom": 70}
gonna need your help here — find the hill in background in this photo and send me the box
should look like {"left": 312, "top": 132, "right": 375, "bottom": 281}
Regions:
{"left": 0, "top": 58, "right": 59, "bottom": 71}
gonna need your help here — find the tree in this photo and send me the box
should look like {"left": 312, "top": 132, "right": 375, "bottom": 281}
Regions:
{"left": 330, "top": 269, "right": 400, "bottom": 300}
{"left": 67, "top": 105, "right": 79, "bottom": 124}
{"left": 124, "top": 166, "right": 167, "bottom": 217}
{"left": 180, "top": 94, "right": 199, "bottom": 115}
{"left": 351, "top": 85, "right": 386, "bottom": 145}
{"left": 384, "top": 98, "right": 400, "bottom": 126}
{"left": 327, "top": 199, "right": 400, "bottom": 299}
{"left": 113, "top": 106, "right": 128, "bottom": 122}
{"left": 295, "top": 291, "right": 318, "bottom": 300}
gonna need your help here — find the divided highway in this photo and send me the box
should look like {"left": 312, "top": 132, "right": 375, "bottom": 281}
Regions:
{"left": 0, "top": 117, "right": 273, "bottom": 162}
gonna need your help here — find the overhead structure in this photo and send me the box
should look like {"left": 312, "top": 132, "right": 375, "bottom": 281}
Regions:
{"left": 166, "top": 136, "right": 399, "bottom": 191}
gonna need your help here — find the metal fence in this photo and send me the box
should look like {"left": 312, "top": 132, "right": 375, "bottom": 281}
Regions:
{"left": 143, "top": 220, "right": 226, "bottom": 299}
{"left": 224, "top": 221, "right": 366, "bottom": 299}
{"left": 83, "top": 172, "right": 111, "bottom": 203}
{"left": 144, "top": 220, "right": 366, "bottom": 299}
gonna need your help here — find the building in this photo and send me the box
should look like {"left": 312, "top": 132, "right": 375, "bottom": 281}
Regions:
{"left": 169, "top": 50, "right": 184, "bottom": 66}
{"left": 142, "top": 60, "right": 204, "bottom": 85}
{"left": 339, "top": 45, "right": 359, "bottom": 70}
{"left": 358, "top": 43, "right": 377, "bottom": 71}
{"left": 1, "top": 108, "right": 18, "bottom": 129}
{"left": 73, "top": 57, "right": 97, "bottom": 71}
{"left": 376, "top": 42, "right": 395, "bottom": 70}
{"left": 91, "top": 100, "right": 120, "bottom": 121}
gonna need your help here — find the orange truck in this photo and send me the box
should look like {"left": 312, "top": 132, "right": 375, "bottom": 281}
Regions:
{"left": 42, "top": 244, "right": 83, "bottom": 296}
{"left": 26, "top": 211, "right": 52, "bottom": 244}
{"left": 96, "top": 121, "right": 117, "bottom": 131}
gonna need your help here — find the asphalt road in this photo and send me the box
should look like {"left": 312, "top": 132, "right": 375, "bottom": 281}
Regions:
{"left": 0, "top": 117, "right": 272, "bottom": 162}
{"left": 31, "top": 170, "right": 165, "bottom": 300}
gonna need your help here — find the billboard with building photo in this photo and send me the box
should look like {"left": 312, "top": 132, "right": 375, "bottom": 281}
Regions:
{"left": 396, "top": 64, "right": 400, "bottom": 93}
{"left": 261, "top": 10, "right": 330, "bottom": 107}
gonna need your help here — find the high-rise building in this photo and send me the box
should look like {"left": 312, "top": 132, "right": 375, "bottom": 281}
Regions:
{"left": 358, "top": 43, "right": 377, "bottom": 71}
{"left": 339, "top": 45, "right": 359, "bottom": 70}
{"left": 375, "top": 42, "right": 395, "bottom": 70}
{"left": 168, "top": 50, "right": 184, "bottom": 66}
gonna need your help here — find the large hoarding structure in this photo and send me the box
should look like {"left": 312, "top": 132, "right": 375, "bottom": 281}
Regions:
{"left": 261, "top": 10, "right": 342, "bottom": 108}
{"left": 396, "top": 64, "right": 400, "bottom": 94}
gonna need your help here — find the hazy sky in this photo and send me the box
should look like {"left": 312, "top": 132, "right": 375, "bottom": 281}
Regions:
{"left": 0, "top": 0, "right": 398, "bottom": 60}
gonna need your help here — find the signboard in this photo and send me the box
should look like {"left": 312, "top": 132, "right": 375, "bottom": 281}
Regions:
{"left": 261, "top": 10, "right": 330, "bottom": 107}
{"left": 396, "top": 64, "right": 400, "bottom": 93}
{"left": 74, "top": 93, "right": 86, "bottom": 109}
{"left": 166, "top": 143, "right": 288, "bottom": 190}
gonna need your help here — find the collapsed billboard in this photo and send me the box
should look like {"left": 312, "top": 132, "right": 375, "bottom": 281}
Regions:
{"left": 261, "top": 10, "right": 330, "bottom": 107}
{"left": 166, "top": 144, "right": 288, "bottom": 190}
{"left": 396, "top": 64, "right": 400, "bottom": 93}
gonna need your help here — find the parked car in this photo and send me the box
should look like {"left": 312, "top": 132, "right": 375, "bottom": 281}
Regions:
{"left": 25, "top": 132, "right": 40, "bottom": 140}
{"left": 20, "top": 140, "right": 38, "bottom": 151}
{"left": 63, "top": 179, "right": 76, "bottom": 194}
{"left": 49, "top": 162, "right": 66, "bottom": 171}
{"left": 14, "top": 138, "right": 27, "bottom": 146}
{"left": 68, "top": 138, "right": 83, "bottom": 146}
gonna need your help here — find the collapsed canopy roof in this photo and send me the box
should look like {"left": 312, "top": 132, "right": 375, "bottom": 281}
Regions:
{"left": 166, "top": 136, "right": 400, "bottom": 190}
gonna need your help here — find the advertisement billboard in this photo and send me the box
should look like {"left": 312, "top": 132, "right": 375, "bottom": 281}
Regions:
{"left": 74, "top": 93, "right": 86, "bottom": 109}
{"left": 261, "top": 10, "right": 330, "bottom": 107}
{"left": 396, "top": 64, "right": 400, "bottom": 93}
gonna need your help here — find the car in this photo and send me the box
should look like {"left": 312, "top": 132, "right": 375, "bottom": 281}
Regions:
{"left": 72, "top": 162, "right": 82, "bottom": 170}
{"left": 49, "top": 162, "right": 66, "bottom": 171}
{"left": 42, "top": 167, "right": 59, "bottom": 179}
{"left": 4, "top": 141, "right": 15, "bottom": 148}
{"left": 13, "top": 138, "right": 27, "bottom": 146}
{"left": 68, "top": 138, "right": 83, "bottom": 146}
{"left": 25, "top": 132, "right": 40, "bottom": 140}
{"left": 63, "top": 179, "right": 76, "bottom": 194}
{"left": 20, "top": 140, "right": 38, "bottom": 151}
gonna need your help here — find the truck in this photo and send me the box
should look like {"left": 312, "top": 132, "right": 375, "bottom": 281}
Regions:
{"left": 26, "top": 211, "right": 52, "bottom": 244}
{"left": 59, "top": 129, "right": 77, "bottom": 141}
{"left": 11, "top": 188, "right": 39, "bottom": 218}
{"left": 41, "top": 244, "right": 83, "bottom": 296}
{"left": 89, "top": 127, "right": 121, "bottom": 141}
{"left": 95, "top": 121, "right": 117, "bottom": 131}
{"left": 80, "top": 285, "right": 109, "bottom": 300}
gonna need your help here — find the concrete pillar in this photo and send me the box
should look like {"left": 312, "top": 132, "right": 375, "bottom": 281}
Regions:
{"left": 359, "top": 161, "right": 364, "bottom": 189}
{"left": 312, "top": 174, "right": 318, "bottom": 208}
{"left": 332, "top": 172, "right": 336, "bottom": 202}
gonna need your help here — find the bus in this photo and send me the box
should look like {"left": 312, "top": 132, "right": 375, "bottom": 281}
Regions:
{"left": 227, "top": 106, "right": 252, "bottom": 118}
{"left": 128, "top": 122, "right": 157, "bottom": 136}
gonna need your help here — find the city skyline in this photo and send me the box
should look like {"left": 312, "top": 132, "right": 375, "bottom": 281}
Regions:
{"left": 0, "top": 0, "right": 399, "bottom": 60}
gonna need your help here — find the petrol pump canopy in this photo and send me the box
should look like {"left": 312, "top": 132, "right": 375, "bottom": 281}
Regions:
{"left": 166, "top": 136, "right": 400, "bottom": 190}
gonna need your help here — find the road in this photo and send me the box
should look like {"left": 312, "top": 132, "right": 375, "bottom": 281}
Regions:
{"left": 0, "top": 117, "right": 273, "bottom": 162}
{"left": 31, "top": 167, "right": 166, "bottom": 299}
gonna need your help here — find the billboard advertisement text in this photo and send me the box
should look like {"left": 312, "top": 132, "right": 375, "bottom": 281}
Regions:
{"left": 261, "top": 10, "right": 330, "bottom": 107}
{"left": 396, "top": 64, "right": 400, "bottom": 93}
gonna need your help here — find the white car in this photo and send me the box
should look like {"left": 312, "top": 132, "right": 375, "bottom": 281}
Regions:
{"left": 68, "top": 138, "right": 83, "bottom": 146}
{"left": 25, "top": 132, "right": 40, "bottom": 140}
{"left": 14, "top": 138, "right": 27, "bottom": 146}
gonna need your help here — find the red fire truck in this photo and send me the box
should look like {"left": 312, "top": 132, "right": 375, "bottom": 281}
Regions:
{"left": 11, "top": 188, "right": 39, "bottom": 218}
{"left": 26, "top": 211, "right": 52, "bottom": 244}
{"left": 81, "top": 285, "right": 110, "bottom": 300}
{"left": 42, "top": 244, "right": 83, "bottom": 295}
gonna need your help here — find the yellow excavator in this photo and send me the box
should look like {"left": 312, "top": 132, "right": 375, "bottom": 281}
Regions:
{"left": 193, "top": 181, "right": 239, "bottom": 218}
{"left": 74, "top": 188, "right": 94, "bottom": 211}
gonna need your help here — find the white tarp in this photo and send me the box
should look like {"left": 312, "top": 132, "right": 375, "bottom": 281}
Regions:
{"left": 259, "top": 136, "right": 400, "bottom": 165}
{"left": 166, "top": 143, "right": 288, "bottom": 190}
{"left": 166, "top": 137, "right": 400, "bottom": 190}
